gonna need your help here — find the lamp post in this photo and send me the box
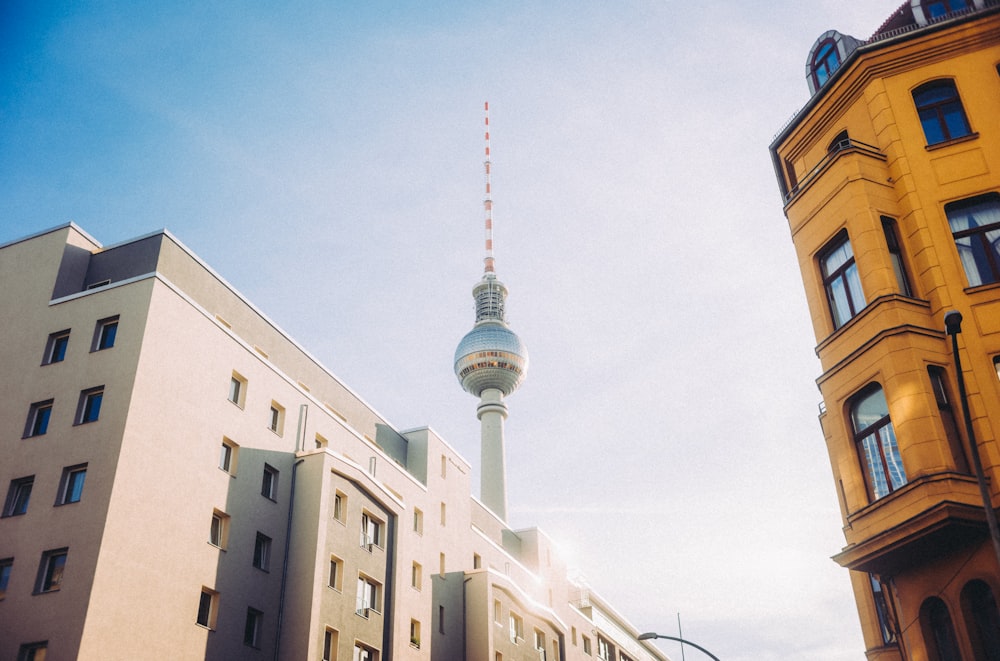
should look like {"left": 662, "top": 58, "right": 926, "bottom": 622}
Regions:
{"left": 944, "top": 310, "right": 1000, "bottom": 570}
{"left": 638, "top": 632, "right": 720, "bottom": 661}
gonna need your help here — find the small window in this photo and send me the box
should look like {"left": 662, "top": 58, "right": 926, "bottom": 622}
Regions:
{"left": 811, "top": 39, "right": 840, "bottom": 88}
{"left": 261, "top": 465, "right": 279, "bottom": 500}
{"left": 24, "top": 400, "right": 53, "bottom": 438}
{"left": 494, "top": 599, "right": 502, "bottom": 624}
{"left": 509, "top": 612, "right": 524, "bottom": 643}
{"left": 253, "top": 532, "right": 272, "bottom": 571}
{"left": 535, "top": 630, "right": 547, "bottom": 659}
{"left": 881, "top": 217, "right": 913, "bottom": 296}
{"left": 333, "top": 492, "right": 346, "bottom": 523}
{"left": 353, "top": 643, "right": 378, "bottom": 661}
{"left": 0, "top": 558, "right": 12, "bottom": 600}
{"left": 209, "top": 510, "right": 230, "bottom": 549}
{"left": 360, "top": 512, "right": 382, "bottom": 550}
{"left": 820, "top": 231, "right": 866, "bottom": 329}
{"left": 228, "top": 372, "right": 247, "bottom": 407}
{"left": 870, "top": 574, "right": 898, "bottom": 645}
{"left": 43, "top": 330, "right": 70, "bottom": 365}
{"left": 440, "top": 502, "right": 446, "bottom": 526}
{"left": 411, "top": 561, "right": 422, "bottom": 590}
{"left": 924, "top": 0, "right": 970, "bottom": 19}
{"left": 413, "top": 507, "right": 423, "bottom": 534}
{"left": 913, "top": 79, "right": 972, "bottom": 145}
{"left": 57, "top": 464, "right": 87, "bottom": 505}
{"left": 441, "top": 454, "right": 447, "bottom": 478}
{"left": 439, "top": 605, "right": 445, "bottom": 634}
{"left": 244, "top": 607, "right": 263, "bottom": 648}
{"left": 268, "top": 402, "right": 285, "bottom": 435}
{"left": 920, "top": 597, "right": 962, "bottom": 660}
{"left": 356, "top": 574, "right": 382, "bottom": 616}
{"left": 827, "top": 130, "right": 850, "bottom": 153}
{"left": 76, "top": 386, "right": 104, "bottom": 424}
{"left": 35, "top": 548, "right": 68, "bottom": 593}
{"left": 851, "top": 384, "right": 907, "bottom": 500}
{"left": 583, "top": 636, "right": 592, "bottom": 655}
{"left": 323, "top": 628, "right": 339, "bottom": 661}
{"left": 473, "top": 553, "right": 482, "bottom": 569}
{"left": 93, "top": 316, "right": 119, "bottom": 351}
{"left": 17, "top": 642, "right": 48, "bottom": 661}
{"left": 946, "top": 193, "right": 1000, "bottom": 287}
{"left": 928, "top": 367, "right": 968, "bottom": 473}
{"left": 439, "top": 552, "right": 446, "bottom": 576}
{"left": 410, "top": 619, "right": 421, "bottom": 649}
{"left": 329, "top": 556, "right": 344, "bottom": 591}
{"left": 3, "top": 476, "right": 34, "bottom": 517}
{"left": 315, "top": 433, "right": 328, "bottom": 449}
{"left": 220, "top": 438, "right": 239, "bottom": 474}
{"left": 196, "top": 588, "right": 219, "bottom": 629}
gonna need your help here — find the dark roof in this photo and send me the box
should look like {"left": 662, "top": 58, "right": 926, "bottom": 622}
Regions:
{"left": 871, "top": 2, "right": 915, "bottom": 38}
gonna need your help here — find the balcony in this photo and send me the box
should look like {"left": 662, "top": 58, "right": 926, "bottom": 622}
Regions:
{"left": 784, "top": 138, "right": 886, "bottom": 205}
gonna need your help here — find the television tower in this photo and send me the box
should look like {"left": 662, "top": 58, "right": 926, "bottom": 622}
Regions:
{"left": 454, "top": 102, "right": 529, "bottom": 522}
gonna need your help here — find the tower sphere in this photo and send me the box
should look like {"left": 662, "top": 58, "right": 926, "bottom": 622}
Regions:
{"left": 454, "top": 321, "right": 528, "bottom": 397}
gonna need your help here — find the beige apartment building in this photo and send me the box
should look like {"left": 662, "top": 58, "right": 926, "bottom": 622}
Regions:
{"left": 0, "top": 224, "right": 667, "bottom": 661}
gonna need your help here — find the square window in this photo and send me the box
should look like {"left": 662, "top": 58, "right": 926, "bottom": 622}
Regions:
{"left": 24, "top": 401, "right": 53, "bottom": 438}
{"left": 17, "top": 642, "right": 47, "bottom": 661}
{"left": 196, "top": 588, "right": 219, "bottom": 629}
{"left": 220, "top": 438, "right": 239, "bottom": 474}
{"left": 228, "top": 372, "right": 247, "bottom": 407}
{"left": 244, "top": 607, "right": 263, "bottom": 648}
{"left": 209, "top": 510, "right": 230, "bottom": 549}
{"left": 253, "top": 532, "right": 271, "bottom": 571}
{"left": 76, "top": 387, "right": 104, "bottom": 425}
{"left": 93, "top": 316, "right": 119, "bottom": 351}
{"left": 329, "top": 556, "right": 344, "bottom": 591}
{"left": 3, "top": 476, "right": 34, "bottom": 517}
{"left": 35, "top": 548, "right": 68, "bottom": 593}
{"left": 268, "top": 402, "right": 285, "bottom": 435}
{"left": 0, "top": 558, "right": 13, "bottom": 600}
{"left": 262, "top": 464, "right": 279, "bottom": 500}
{"left": 58, "top": 465, "right": 87, "bottom": 505}
{"left": 43, "top": 330, "right": 70, "bottom": 365}
{"left": 323, "top": 628, "right": 339, "bottom": 661}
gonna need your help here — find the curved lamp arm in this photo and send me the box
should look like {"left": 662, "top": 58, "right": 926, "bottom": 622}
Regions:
{"left": 638, "top": 632, "right": 721, "bottom": 661}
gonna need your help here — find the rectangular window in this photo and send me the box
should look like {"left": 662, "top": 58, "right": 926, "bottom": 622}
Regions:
{"left": 439, "top": 605, "right": 445, "bottom": 634}
{"left": 473, "top": 553, "right": 482, "bottom": 569}
{"left": 439, "top": 552, "right": 446, "bottom": 576}
{"left": 913, "top": 79, "right": 972, "bottom": 145}
{"left": 316, "top": 433, "right": 328, "bottom": 449}
{"left": 24, "top": 400, "right": 53, "bottom": 438}
{"left": 928, "top": 366, "right": 969, "bottom": 473}
{"left": 356, "top": 575, "right": 382, "bottom": 616}
{"left": 3, "top": 476, "right": 34, "bottom": 517}
{"left": 583, "top": 636, "right": 592, "bottom": 655}
{"left": 410, "top": 619, "right": 421, "bottom": 648}
{"left": 228, "top": 372, "right": 247, "bottom": 407}
{"left": 57, "top": 464, "right": 87, "bottom": 505}
{"left": 244, "top": 607, "right": 263, "bottom": 648}
{"left": 353, "top": 643, "right": 377, "bottom": 661}
{"left": 881, "top": 217, "right": 913, "bottom": 296}
{"left": 360, "top": 512, "right": 382, "bottom": 550}
{"left": 76, "top": 386, "right": 104, "bottom": 424}
{"left": 535, "top": 629, "right": 547, "bottom": 659}
{"left": 411, "top": 561, "right": 422, "bottom": 590}
{"left": 261, "top": 464, "right": 278, "bottom": 500}
{"left": 509, "top": 612, "right": 523, "bottom": 643}
{"left": 597, "top": 636, "right": 613, "bottom": 661}
{"left": 870, "top": 574, "right": 898, "bottom": 645}
{"left": 946, "top": 193, "right": 1000, "bottom": 287}
{"left": 93, "top": 316, "right": 119, "bottom": 351}
{"left": 329, "top": 556, "right": 344, "bottom": 591}
{"left": 413, "top": 507, "right": 423, "bottom": 534}
{"left": 323, "top": 628, "right": 339, "bottom": 661}
{"left": 440, "top": 502, "right": 446, "bottom": 526}
{"left": 220, "top": 438, "right": 239, "bottom": 474}
{"left": 209, "top": 510, "right": 230, "bottom": 549}
{"left": 334, "top": 492, "right": 346, "bottom": 523}
{"left": 494, "top": 599, "right": 502, "bottom": 624}
{"left": 43, "top": 330, "right": 70, "bottom": 365}
{"left": 253, "top": 533, "right": 271, "bottom": 571}
{"left": 0, "top": 558, "right": 13, "bottom": 600}
{"left": 196, "top": 588, "right": 219, "bottom": 629}
{"left": 268, "top": 402, "right": 285, "bottom": 435}
{"left": 35, "top": 548, "right": 67, "bottom": 593}
{"left": 820, "top": 231, "right": 865, "bottom": 329}
{"left": 17, "top": 642, "right": 47, "bottom": 661}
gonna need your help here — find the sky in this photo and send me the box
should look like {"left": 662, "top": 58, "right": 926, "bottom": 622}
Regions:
{"left": 0, "top": 2, "right": 909, "bottom": 659}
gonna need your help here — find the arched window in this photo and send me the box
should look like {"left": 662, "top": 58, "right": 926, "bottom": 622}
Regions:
{"left": 820, "top": 231, "right": 866, "bottom": 329}
{"left": 828, "top": 130, "right": 850, "bottom": 153}
{"left": 920, "top": 597, "right": 962, "bottom": 661}
{"left": 961, "top": 580, "right": 1000, "bottom": 661}
{"left": 851, "top": 385, "right": 906, "bottom": 500}
{"left": 913, "top": 79, "right": 972, "bottom": 145}
{"left": 812, "top": 40, "right": 840, "bottom": 88}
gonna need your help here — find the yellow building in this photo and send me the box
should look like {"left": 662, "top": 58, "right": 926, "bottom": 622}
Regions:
{"left": 0, "top": 224, "right": 667, "bottom": 661}
{"left": 770, "top": 2, "right": 1000, "bottom": 659}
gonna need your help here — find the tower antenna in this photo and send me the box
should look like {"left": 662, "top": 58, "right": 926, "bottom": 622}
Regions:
{"left": 483, "top": 101, "right": 495, "bottom": 276}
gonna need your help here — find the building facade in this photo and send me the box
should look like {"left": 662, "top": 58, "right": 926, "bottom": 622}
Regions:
{"left": 0, "top": 224, "right": 666, "bottom": 661}
{"left": 770, "top": 1, "right": 1000, "bottom": 659}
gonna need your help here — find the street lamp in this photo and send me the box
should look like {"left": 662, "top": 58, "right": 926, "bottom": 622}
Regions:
{"left": 638, "top": 632, "right": 720, "bottom": 661}
{"left": 944, "top": 310, "right": 1000, "bottom": 569}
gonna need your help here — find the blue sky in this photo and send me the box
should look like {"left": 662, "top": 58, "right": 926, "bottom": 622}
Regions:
{"left": 1, "top": 2, "right": 906, "bottom": 658}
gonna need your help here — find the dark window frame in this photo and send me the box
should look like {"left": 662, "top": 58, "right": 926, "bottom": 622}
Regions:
{"left": 3, "top": 476, "right": 34, "bottom": 517}
{"left": 24, "top": 400, "right": 54, "bottom": 438}
{"left": 92, "top": 316, "right": 119, "bottom": 351}
{"left": 913, "top": 79, "right": 972, "bottom": 145}
{"left": 43, "top": 330, "right": 70, "bottom": 365}
{"left": 253, "top": 532, "right": 271, "bottom": 571}
{"left": 811, "top": 38, "right": 840, "bottom": 88}
{"left": 819, "top": 231, "right": 866, "bottom": 329}
{"left": 881, "top": 217, "right": 913, "bottom": 297}
{"left": 946, "top": 193, "right": 1000, "bottom": 287}
{"left": 34, "top": 548, "right": 68, "bottom": 594}
{"left": 57, "top": 464, "right": 87, "bottom": 506}
{"left": 76, "top": 387, "right": 104, "bottom": 425}
{"left": 851, "top": 384, "right": 907, "bottom": 500}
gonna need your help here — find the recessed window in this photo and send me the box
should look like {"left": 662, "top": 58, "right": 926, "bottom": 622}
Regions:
{"left": 76, "top": 387, "right": 104, "bottom": 425}
{"left": 3, "top": 476, "right": 34, "bottom": 517}
{"left": 17, "top": 642, "right": 47, "bottom": 661}
{"left": 439, "top": 605, "right": 445, "bottom": 634}
{"left": 928, "top": 367, "right": 968, "bottom": 473}
{"left": 244, "top": 607, "right": 263, "bottom": 648}
{"left": 920, "top": 596, "right": 962, "bottom": 660}
{"left": 57, "top": 465, "right": 87, "bottom": 505}
{"left": 851, "top": 384, "right": 907, "bottom": 500}
{"left": 961, "top": 579, "right": 1000, "bottom": 657}
{"left": 197, "top": 588, "right": 219, "bottom": 629}
{"left": 411, "top": 561, "right": 422, "bottom": 590}
{"left": 473, "top": 553, "right": 482, "bottom": 569}
{"left": 24, "top": 400, "right": 53, "bottom": 438}
{"left": 209, "top": 510, "right": 230, "bottom": 549}
{"left": 261, "top": 464, "right": 279, "bottom": 501}
{"left": 228, "top": 372, "right": 247, "bottom": 407}
{"left": 220, "top": 438, "right": 239, "bottom": 475}
{"left": 0, "top": 558, "right": 12, "bottom": 600}
{"left": 360, "top": 512, "right": 382, "bottom": 551}
{"left": 881, "top": 217, "right": 913, "bottom": 296}
{"left": 946, "top": 193, "right": 1000, "bottom": 287}
{"left": 870, "top": 574, "right": 897, "bottom": 645}
{"left": 820, "top": 231, "right": 866, "bottom": 329}
{"left": 913, "top": 79, "right": 972, "bottom": 145}
{"left": 597, "top": 635, "right": 614, "bottom": 661}
{"left": 413, "top": 507, "right": 423, "bottom": 534}
{"left": 268, "top": 402, "right": 285, "bottom": 435}
{"left": 35, "top": 548, "right": 68, "bottom": 593}
{"left": 253, "top": 532, "right": 272, "bottom": 571}
{"left": 356, "top": 574, "right": 382, "bottom": 616}
{"left": 440, "top": 502, "right": 446, "bottom": 526}
{"left": 323, "top": 628, "right": 339, "bottom": 661}
{"left": 329, "top": 556, "right": 344, "bottom": 591}
{"left": 535, "top": 630, "right": 547, "bottom": 658}
{"left": 93, "top": 316, "right": 119, "bottom": 351}
{"left": 315, "top": 433, "right": 328, "bottom": 449}
{"left": 494, "top": 599, "right": 503, "bottom": 624}
{"left": 410, "top": 619, "right": 421, "bottom": 648}
{"left": 440, "top": 552, "right": 446, "bottom": 576}
{"left": 583, "top": 636, "right": 592, "bottom": 655}
{"left": 353, "top": 643, "right": 378, "bottom": 661}
{"left": 509, "top": 612, "right": 524, "bottom": 643}
{"left": 333, "top": 492, "right": 346, "bottom": 523}
{"left": 43, "top": 330, "right": 70, "bottom": 365}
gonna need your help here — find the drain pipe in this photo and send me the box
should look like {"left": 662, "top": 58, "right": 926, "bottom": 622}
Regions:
{"left": 275, "top": 403, "right": 308, "bottom": 660}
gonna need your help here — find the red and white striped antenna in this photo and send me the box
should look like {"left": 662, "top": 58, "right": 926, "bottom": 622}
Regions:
{"left": 483, "top": 101, "right": 495, "bottom": 275}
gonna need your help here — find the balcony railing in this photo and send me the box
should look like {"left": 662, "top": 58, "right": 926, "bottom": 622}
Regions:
{"left": 784, "top": 138, "right": 885, "bottom": 203}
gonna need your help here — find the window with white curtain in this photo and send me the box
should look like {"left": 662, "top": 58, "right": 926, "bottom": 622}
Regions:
{"left": 946, "top": 193, "right": 1000, "bottom": 286}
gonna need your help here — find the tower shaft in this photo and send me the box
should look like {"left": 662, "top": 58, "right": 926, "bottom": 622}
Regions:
{"left": 477, "top": 388, "right": 509, "bottom": 521}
